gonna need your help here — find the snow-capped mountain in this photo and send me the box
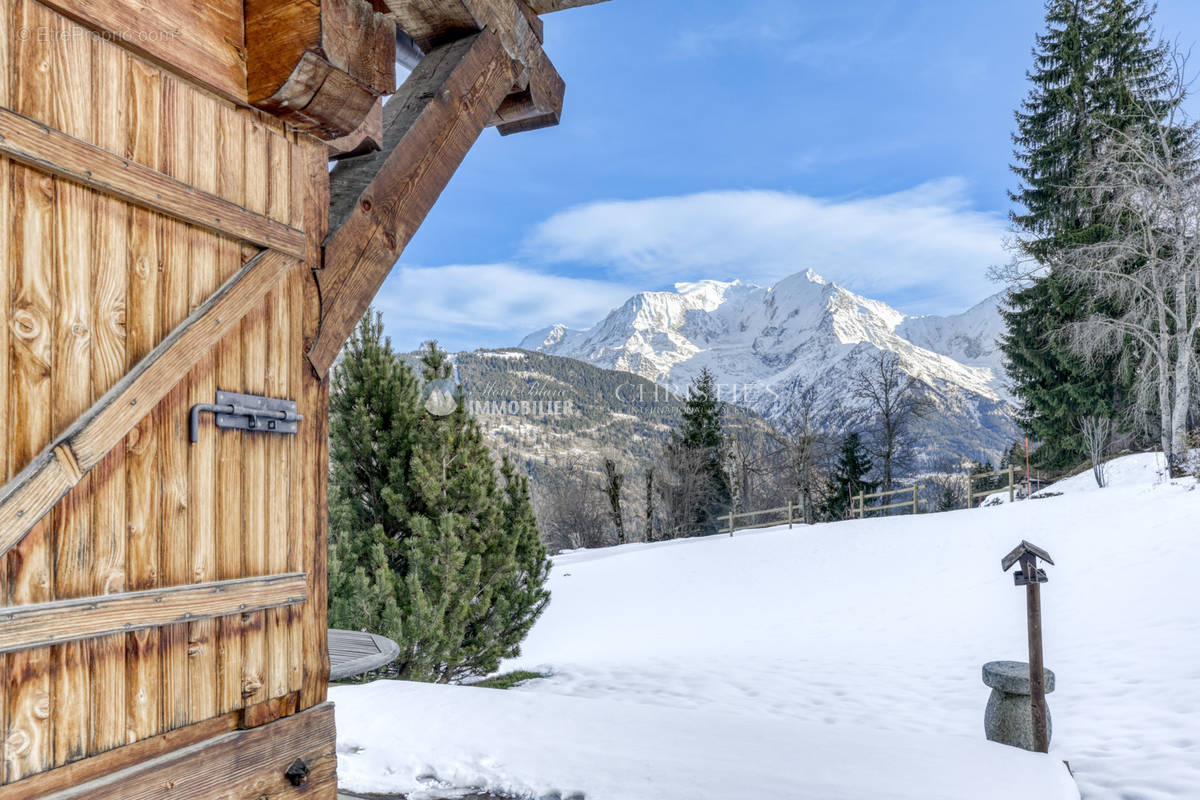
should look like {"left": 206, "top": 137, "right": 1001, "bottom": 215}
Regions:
{"left": 520, "top": 270, "right": 1016, "bottom": 464}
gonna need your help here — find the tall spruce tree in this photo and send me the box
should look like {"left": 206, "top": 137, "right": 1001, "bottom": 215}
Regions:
{"left": 1004, "top": 0, "right": 1180, "bottom": 468}
{"left": 327, "top": 317, "right": 551, "bottom": 683}
{"left": 668, "top": 368, "right": 730, "bottom": 534}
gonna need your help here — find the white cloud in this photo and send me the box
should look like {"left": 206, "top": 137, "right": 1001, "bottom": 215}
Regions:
{"left": 523, "top": 179, "right": 1008, "bottom": 315}
{"left": 374, "top": 264, "right": 637, "bottom": 351}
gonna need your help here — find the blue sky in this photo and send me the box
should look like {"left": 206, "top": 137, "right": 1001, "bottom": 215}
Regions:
{"left": 374, "top": 0, "right": 1200, "bottom": 353}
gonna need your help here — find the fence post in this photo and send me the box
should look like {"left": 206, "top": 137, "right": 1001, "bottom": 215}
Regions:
{"left": 1008, "top": 464, "right": 1015, "bottom": 503}
{"left": 727, "top": 511, "right": 734, "bottom": 536}
{"left": 912, "top": 485, "right": 918, "bottom": 515}
{"left": 787, "top": 501, "right": 793, "bottom": 529}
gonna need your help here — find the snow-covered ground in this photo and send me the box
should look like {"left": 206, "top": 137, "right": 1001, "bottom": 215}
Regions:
{"left": 334, "top": 453, "right": 1198, "bottom": 799}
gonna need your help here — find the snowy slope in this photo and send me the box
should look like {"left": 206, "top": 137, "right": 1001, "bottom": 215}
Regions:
{"left": 334, "top": 454, "right": 1198, "bottom": 800}
{"left": 519, "top": 271, "right": 1016, "bottom": 463}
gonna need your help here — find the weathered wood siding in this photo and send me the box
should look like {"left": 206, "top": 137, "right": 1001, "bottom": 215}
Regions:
{"left": 0, "top": 0, "right": 330, "bottom": 791}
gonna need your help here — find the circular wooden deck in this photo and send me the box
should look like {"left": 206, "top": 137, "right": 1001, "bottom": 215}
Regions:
{"left": 328, "top": 629, "right": 401, "bottom": 681}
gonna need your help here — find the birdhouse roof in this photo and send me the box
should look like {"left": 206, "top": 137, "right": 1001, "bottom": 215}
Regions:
{"left": 1001, "top": 540, "right": 1055, "bottom": 572}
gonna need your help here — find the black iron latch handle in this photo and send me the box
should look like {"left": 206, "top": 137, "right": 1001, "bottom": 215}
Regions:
{"left": 189, "top": 391, "right": 303, "bottom": 443}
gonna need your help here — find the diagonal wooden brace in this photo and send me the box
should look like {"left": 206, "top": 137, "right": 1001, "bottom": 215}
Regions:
{"left": 0, "top": 250, "right": 297, "bottom": 561}
{"left": 307, "top": 29, "right": 517, "bottom": 376}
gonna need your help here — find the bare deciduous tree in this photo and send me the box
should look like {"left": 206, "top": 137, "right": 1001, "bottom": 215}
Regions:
{"left": 534, "top": 461, "right": 612, "bottom": 553}
{"left": 1054, "top": 85, "right": 1200, "bottom": 476}
{"left": 1078, "top": 415, "right": 1114, "bottom": 487}
{"left": 603, "top": 457, "right": 625, "bottom": 545}
{"left": 850, "top": 351, "right": 931, "bottom": 493}
{"left": 658, "top": 442, "right": 728, "bottom": 539}
{"left": 771, "top": 384, "right": 835, "bottom": 524}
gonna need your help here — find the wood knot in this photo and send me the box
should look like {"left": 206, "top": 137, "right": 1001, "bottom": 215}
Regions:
{"left": 11, "top": 309, "right": 43, "bottom": 342}
{"left": 5, "top": 729, "right": 30, "bottom": 759}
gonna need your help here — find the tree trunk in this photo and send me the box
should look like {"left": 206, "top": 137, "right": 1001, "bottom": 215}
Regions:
{"left": 1170, "top": 336, "right": 1192, "bottom": 476}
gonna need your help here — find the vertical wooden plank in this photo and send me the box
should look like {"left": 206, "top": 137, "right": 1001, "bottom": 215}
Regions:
{"left": 264, "top": 135, "right": 291, "bottom": 700}
{"left": 123, "top": 55, "right": 163, "bottom": 747}
{"left": 215, "top": 105, "right": 245, "bottom": 715}
{"left": 0, "top": 157, "right": 9, "bottom": 791}
{"left": 157, "top": 76, "right": 191, "bottom": 732}
{"left": 7, "top": 1, "right": 56, "bottom": 780}
{"left": 187, "top": 88, "right": 219, "bottom": 724}
{"left": 286, "top": 141, "right": 306, "bottom": 695}
{"left": 7, "top": 166, "right": 56, "bottom": 783}
{"left": 297, "top": 137, "right": 330, "bottom": 711}
{"left": 240, "top": 301, "right": 268, "bottom": 706}
{"left": 90, "top": 38, "right": 128, "bottom": 756}
{"left": 240, "top": 116, "right": 269, "bottom": 707}
{"left": 0, "top": 1, "right": 11, "bottom": 773}
{"left": 49, "top": 13, "right": 94, "bottom": 764}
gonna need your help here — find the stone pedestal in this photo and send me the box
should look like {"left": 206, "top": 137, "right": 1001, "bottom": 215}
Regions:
{"left": 982, "top": 660, "right": 1055, "bottom": 751}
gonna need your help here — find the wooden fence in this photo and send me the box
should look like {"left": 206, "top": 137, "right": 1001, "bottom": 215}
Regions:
{"left": 851, "top": 484, "right": 924, "bottom": 518}
{"left": 724, "top": 501, "right": 801, "bottom": 535}
{"left": 967, "top": 465, "right": 1027, "bottom": 506}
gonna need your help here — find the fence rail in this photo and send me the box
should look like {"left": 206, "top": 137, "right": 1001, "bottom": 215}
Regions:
{"left": 966, "top": 464, "right": 1029, "bottom": 506}
{"left": 851, "top": 484, "right": 924, "bottom": 518}
{"left": 724, "top": 501, "right": 800, "bottom": 535}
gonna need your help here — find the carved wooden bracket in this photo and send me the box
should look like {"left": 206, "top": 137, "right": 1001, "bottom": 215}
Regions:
{"left": 247, "top": 0, "right": 398, "bottom": 138}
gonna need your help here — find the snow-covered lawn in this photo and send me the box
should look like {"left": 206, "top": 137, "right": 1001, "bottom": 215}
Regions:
{"left": 333, "top": 453, "right": 1198, "bottom": 799}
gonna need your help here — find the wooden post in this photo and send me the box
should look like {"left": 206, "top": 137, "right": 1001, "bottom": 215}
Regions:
{"left": 912, "top": 485, "right": 918, "bottom": 515}
{"left": 1025, "top": 437, "right": 1032, "bottom": 499}
{"left": 1025, "top": 554, "right": 1049, "bottom": 753}
{"left": 727, "top": 512, "right": 734, "bottom": 536}
{"left": 1002, "top": 541, "right": 1055, "bottom": 755}
{"left": 1008, "top": 464, "right": 1015, "bottom": 503}
{"left": 787, "top": 501, "right": 793, "bottom": 529}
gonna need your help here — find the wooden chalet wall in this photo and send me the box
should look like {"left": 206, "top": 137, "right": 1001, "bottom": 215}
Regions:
{"left": 0, "top": 1, "right": 333, "bottom": 796}
{"left": 0, "top": 0, "right": 601, "bottom": 795}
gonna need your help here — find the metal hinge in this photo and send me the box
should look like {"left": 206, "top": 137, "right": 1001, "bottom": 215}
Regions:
{"left": 189, "top": 390, "right": 303, "bottom": 443}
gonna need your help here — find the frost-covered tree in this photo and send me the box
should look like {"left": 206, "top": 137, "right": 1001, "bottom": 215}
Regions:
{"left": 1053, "top": 93, "right": 1200, "bottom": 475}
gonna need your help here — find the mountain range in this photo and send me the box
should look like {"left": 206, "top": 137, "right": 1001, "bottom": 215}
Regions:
{"left": 519, "top": 270, "right": 1017, "bottom": 466}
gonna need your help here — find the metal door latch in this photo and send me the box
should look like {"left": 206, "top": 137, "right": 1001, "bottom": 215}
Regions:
{"left": 189, "top": 390, "right": 303, "bottom": 443}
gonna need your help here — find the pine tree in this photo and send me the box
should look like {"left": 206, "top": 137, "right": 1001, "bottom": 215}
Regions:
{"left": 328, "top": 319, "right": 551, "bottom": 683}
{"left": 327, "top": 312, "right": 419, "bottom": 638}
{"left": 823, "top": 433, "right": 876, "bottom": 520}
{"left": 663, "top": 368, "right": 730, "bottom": 535}
{"left": 1003, "top": 0, "right": 1181, "bottom": 468}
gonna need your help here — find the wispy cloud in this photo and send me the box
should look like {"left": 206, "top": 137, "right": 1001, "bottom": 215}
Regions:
{"left": 523, "top": 179, "right": 1007, "bottom": 315}
{"left": 671, "top": 0, "right": 910, "bottom": 72}
{"left": 374, "top": 264, "right": 637, "bottom": 351}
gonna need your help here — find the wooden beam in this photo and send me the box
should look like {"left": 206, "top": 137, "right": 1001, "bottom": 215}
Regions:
{"left": 308, "top": 30, "right": 515, "bottom": 376}
{"left": 491, "top": 46, "right": 565, "bottom": 134}
{"left": 29, "top": 702, "right": 336, "bottom": 800}
{"left": 247, "top": 0, "right": 396, "bottom": 138}
{"left": 525, "top": 0, "right": 608, "bottom": 12}
{"left": 0, "top": 104, "right": 306, "bottom": 257}
{"left": 383, "top": 0, "right": 478, "bottom": 52}
{"left": 384, "top": 0, "right": 567, "bottom": 133}
{"left": 0, "top": 713, "right": 242, "bottom": 800}
{"left": 0, "top": 250, "right": 296, "bottom": 561}
{"left": 0, "top": 573, "right": 306, "bottom": 654}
